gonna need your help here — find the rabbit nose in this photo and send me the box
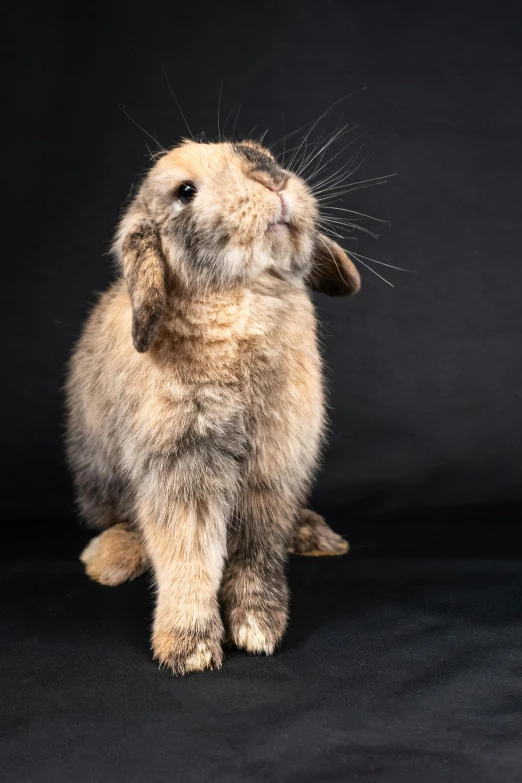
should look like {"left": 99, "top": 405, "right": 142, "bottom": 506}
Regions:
{"left": 250, "top": 171, "right": 288, "bottom": 193}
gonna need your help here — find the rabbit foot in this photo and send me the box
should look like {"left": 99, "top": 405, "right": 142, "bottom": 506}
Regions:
{"left": 152, "top": 629, "right": 223, "bottom": 675}
{"left": 290, "top": 509, "right": 349, "bottom": 556}
{"left": 226, "top": 605, "right": 287, "bottom": 655}
{"left": 80, "top": 523, "right": 149, "bottom": 586}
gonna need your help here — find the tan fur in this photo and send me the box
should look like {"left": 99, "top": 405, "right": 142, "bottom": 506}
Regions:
{"left": 80, "top": 523, "right": 149, "bottom": 585}
{"left": 289, "top": 509, "right": 349, "bottom": 556}
{"left": 66, "top": 139, "right": 359, "bottom": 675}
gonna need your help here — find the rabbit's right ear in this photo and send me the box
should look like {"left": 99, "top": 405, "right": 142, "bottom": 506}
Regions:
{"left": 117, "top": 216, "right": 167, "bottom": 353}
{"left": 306, "top": 234, "right": 361, "bottom": 297}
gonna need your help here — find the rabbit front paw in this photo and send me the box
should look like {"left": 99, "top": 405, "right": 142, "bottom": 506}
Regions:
{"left": 152, "top": 627, "right": 224, "bottom": 675}
{"left": 226, "top": 603, "right": 288, "bottom": 655}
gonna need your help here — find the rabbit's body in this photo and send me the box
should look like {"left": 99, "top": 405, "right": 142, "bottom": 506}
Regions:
{"left": 68, "top": 273, "right": 323, "bottom": 537}
{"left": 66, "top": 139, "right": 359, "bottom": 674}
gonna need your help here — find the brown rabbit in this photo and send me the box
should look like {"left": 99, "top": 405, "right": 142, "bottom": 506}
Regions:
{"left": 66, "top": 139, "right": 360, "bottom": 675}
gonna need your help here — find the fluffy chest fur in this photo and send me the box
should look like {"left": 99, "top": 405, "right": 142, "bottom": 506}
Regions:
{"left": 70, "top": 275, "right": 324, "bottom": 495}
{"left": 146, "top": 275, "right": 324, "bottom": 458}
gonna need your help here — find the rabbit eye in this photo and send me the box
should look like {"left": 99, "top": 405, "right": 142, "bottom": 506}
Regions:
{"left": 176, "top": 182, "right": 197, "bottom": 205}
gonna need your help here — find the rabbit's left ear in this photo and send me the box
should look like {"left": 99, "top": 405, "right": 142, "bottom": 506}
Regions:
{"left": 117, "top": 215, "right": 167, "bottom": 353}
{"left": 306, "top": 233, "right": 361, "bottom": 296}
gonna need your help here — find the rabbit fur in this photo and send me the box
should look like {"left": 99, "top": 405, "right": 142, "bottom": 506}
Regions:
{"left": 66, "top": 139, "right": 360, "bottom": 674}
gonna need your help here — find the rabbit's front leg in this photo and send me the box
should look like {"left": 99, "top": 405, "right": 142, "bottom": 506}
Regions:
{"left": 221, "top": 489, "right": 294, "bottom": 655}
{"left": 138, "top": 483, "right": 228, "bottom": 675}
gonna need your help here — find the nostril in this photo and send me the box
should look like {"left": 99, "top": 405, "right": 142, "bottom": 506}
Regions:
{"left": 271, "top": 175, "right": 289, "bottom": 194}
{"left": 262, "top": 179, "right": 281, "bottom": 193}
{"left": 250, "top": 172, "right": 288, "bottom": 193}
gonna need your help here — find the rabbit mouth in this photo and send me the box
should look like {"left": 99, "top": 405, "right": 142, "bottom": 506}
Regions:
{"left": 267, "top": 192, "right": 292, "bottom": 232}
{"left": 267, "top": 219, "right": 289, "bottom": 233}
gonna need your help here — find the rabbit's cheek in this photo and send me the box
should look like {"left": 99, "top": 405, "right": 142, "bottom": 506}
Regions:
{"left": 227, "top": 201, "right": 270, "bottom": 245}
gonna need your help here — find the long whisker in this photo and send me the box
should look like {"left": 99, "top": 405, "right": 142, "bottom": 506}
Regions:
{"left": 316, "top": 177, "right": 394, "bottom": 202}
{"left": 274, "top": 116, "right": 340, "bottom": 163}
{"left": 285, "top": 88, "right": 367, "bottom": 171}
{"left": 317, "top": 223, "right": 350, "bottom": 240}
{"left": 309, "top": 146, "right": 368, "bottom": 193}
{"left": 307, "top": 135, "right": 366, "bottom": 185}
{"left": 295, "top": 123, "right": 358, "bottom": 178}
{"left": 321, "top": 206, "right": 389, "bottom": 223}
{"left": 310, "top": 141, "right": 371, "bottom": 187}
{"left": 271, "top": 115, "right": 322, "bottom": 151}
{"left": 348, "top": 250, "right": 415, "bottom": 273}
{"left": 281, "top": 113, "right": 287, "bottom": 166}
{"left": 278, "top": 124, "right": 357, "bottom": 168}
{"left": 232, "top": 105, "right": 241, "bottom": 140}
{"left": 161, "top": 67, "right": 194, "bottom": 140}
{"left": 222, "top": 101, "right": 240, "bottom": 140}
{"left": 118, "top": 105, "right": 167, "bottom": 152}
{"left": 319, "top": 216, "right": 380, "bottom": 238}
{"left": 294, "top": 123, "right": 353, "bottom": 177}
{"left": 217, "top": 83, "right": 223, "bottom": 142}
{"left": 289, "top": 117, "right": 345, "bottom": 172}
{"left": 349, "top": 254, "right": 395, "bottom": 287}
{"left": 313, "top": 172, "right": 396, "bottom": 198}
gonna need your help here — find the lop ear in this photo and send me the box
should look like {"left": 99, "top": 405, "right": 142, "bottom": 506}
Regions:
{"left": 306, "top": 233, "right": 361, "bottom": 296}
{"left": 118, "top": 216, "right": 167, "bottom": 353}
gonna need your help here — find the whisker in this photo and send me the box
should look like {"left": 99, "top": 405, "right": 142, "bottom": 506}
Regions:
{"left": 278, "top": 124, "right": 356, "bottom": 171}
{"left": 317, "top": 223, "right": 349, "bottom": 240}
{"left": 307, "top": 135, "right": 366, "bottom": 185}
{"left": 348, "top": 251, "right": 415, "bottom": 273}
{"left": 284, "top": 88, "right": 367, "bottom": 171}
{"left": 222, "top": 101, "right": 240, "bottom": 140}
{"left": 294, "top": 123, "right": 354, "bottom": 177}
{"left": 349, "top": 254, "right": 395, "bottom": 287}
{"left": 293, "top": 120, "right": 347, "bottom": 173}
{"left": 316, "top": 178, "right": 393, "bottom": 201}
{"left": 232, "top": 105, "right": 241, "bottom": 140}
{"left": 288, "top": 117, "right": 344, "bottom": 172}
{"left": 321, "top": 206, "right": 389, "bottom": 223}
{"left": 309, "top": 146, "right": 368, "bottom": 193}
{"left": 310, "top": 142, "right": 371, "bottom": 188}
{"left": 281, "top": 113, "right": 286, "bottom": 166}
{"left": 313, "top": 172, "right": 396, "bottom": 198}
{"left": 271, "top": 114, "right": 326, "bottom": 151}
{"left": 319, "top": 216, "right": 380, "bottom": 238}
{"left": 296, "top": 123, "right": 361, "bottom": 178}
{"left": 161, "top": 67, "right": 194, "bottom": 140}
{"left": 217, "top": 83, "right": 223, "bottom": 142}
{"left": 118, "top": 105, "right": 167, "bottom": 152}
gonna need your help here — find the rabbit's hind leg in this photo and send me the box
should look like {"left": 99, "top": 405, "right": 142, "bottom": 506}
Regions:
{"left": 80, "top": 524, "right": 150, "bottom": 586}
{"left": 290, "top": 508, "right": 349, "bottom": 556}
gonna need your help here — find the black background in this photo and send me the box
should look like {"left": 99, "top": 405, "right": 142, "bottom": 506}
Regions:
{"left": 3, "top": 2, "right": 522, "bottom": 781}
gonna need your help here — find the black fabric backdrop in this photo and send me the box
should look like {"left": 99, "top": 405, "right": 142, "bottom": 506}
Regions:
{"left": 3, "top": 1, "right": 522, "bottom": 781}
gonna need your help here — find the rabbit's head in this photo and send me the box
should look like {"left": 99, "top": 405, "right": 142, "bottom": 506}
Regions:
{"left": 114, "top": 139, "right": 360, "bottom": 352}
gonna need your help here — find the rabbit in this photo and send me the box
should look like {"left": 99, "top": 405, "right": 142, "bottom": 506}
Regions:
{"left": 66, "top": 138, "right": 360, "bottom": 675}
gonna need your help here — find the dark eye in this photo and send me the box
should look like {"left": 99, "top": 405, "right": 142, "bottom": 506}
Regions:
{"left": 176, "top": 181, "right": 197, "bottom": 205}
